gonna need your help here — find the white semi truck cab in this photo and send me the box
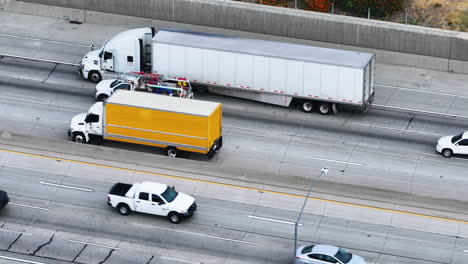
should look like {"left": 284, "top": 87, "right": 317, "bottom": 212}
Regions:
{"left": 78, "top": 27, "right": 154, "bottom": 83}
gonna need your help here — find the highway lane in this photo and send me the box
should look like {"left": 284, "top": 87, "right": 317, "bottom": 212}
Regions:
{"left": 1, "top": 157, "right": 468, "bottom": 264}
{"left": 1, "top": 62, "right": 468, "bottom": 202}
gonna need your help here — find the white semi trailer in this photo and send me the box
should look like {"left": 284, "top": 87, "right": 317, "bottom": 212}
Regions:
{"left": 79, "top": 28, "right": 375, "bottom": 114}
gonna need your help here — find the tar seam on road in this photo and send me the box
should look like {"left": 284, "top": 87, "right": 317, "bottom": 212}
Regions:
{"left": 1, "top": 147, "right": 468, "bottom": 225}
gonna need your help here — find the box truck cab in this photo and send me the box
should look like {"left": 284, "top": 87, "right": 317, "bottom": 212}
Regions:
{"left": 78, "top": 27, "right": 155, "bottom": 83}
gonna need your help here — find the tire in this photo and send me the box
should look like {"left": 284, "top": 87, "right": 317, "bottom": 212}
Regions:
{"left": 88, "top": 71, "right": 102, "bottom": 83}
{"left": 206, "top": 149, "right": 214, "bottom": 160}
{"left": 318, "top": 102, "right": 332, "bottom": 115}
{"left": 117, "top": 204, "right": 130, "bottom": 215}
{"left": 301, "top": 100, "right": 314, "bottom": 113}
{"left": 442, "top": 149, "right": 453, "bottom": 158}
{"left": 167, "top": 147, "right": 178, "bottom": 158}
{"left": 97, "top": 94, "right": 109, "bottom": 102}
{"left": 72, "top": 133, "right": 87, "bottom": 144}
{"left": 168, "top": 212, "right": 181, "bottom": 224}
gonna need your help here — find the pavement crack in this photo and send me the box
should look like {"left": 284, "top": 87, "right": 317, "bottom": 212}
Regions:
{"left": 145, "top": 255, "right": 154, "bottom": 264}
{"left": 32, "top": 233, "right": 55, "bottom": 256}
{"left": 6, "top": 233, "right": 22, "bottom": 251}
{"left": 72, "top": 244, "right": 87, "bottom": 262}
{"left": 405, "top": 115, "right": 415, "bottom": 130}
{"left": 99, "top": 248, "right": 115, "bottom": 264}
{"left": 42, "top": 64, "right": 58, "bottom": 83}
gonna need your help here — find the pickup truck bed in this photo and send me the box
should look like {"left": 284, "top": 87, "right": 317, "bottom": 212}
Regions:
{"left": 109, "top": 183, "right": 132, "bottom": 197}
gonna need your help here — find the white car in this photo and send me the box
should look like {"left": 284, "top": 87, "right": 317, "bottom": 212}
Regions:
{"left": 436, "top": 131, "right": 468, "bottom": 158}
{"left": 296, "top": 244, "right": 366, "bottom": 264}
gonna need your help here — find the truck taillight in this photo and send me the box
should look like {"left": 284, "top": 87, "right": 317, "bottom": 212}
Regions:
{"left": 107, "top": 196, "right": 110, "bottom": 202}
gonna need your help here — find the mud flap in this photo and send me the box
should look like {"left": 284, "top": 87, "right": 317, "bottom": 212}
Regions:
{"left": 332, "top": 103, "right": 338, "bottom": 114}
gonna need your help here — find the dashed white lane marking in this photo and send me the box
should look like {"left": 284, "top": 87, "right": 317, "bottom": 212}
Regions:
{"left": 160, "top": 256, "right": 201, "bottom": 264}
{"left": 463, "top": 250, "right": 468, "bottom": 253}
{"left": 40, "top": 181, "right": 93, "bottom": 192}
{"left": 68, "top": 239, "right": 120, "bottom": 250}
{"left": 312, "top": 157, "right": 363, "bottom": 166}
{"left": 133, "top": 223, "right": 260, "bottom": 246}
{"left": 9, "top": 203, "right": 49, "bottom": 211}
{"left": 248, "top": 215, "right": 302, "bottom": 225}
{"left": 0, "top": 255, "right": 46, "bottom": 264}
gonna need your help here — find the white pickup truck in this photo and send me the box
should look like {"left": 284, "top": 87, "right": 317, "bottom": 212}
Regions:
{"left": 107, "top": 181, "right": 197, "bottom": 223}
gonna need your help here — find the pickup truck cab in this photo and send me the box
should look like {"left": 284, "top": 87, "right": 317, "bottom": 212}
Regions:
{"left": 107, "top": 181, "right": 196, "bottom": 223}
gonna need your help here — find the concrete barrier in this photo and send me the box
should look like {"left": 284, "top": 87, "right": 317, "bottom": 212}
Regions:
{"left": 2, "top": 0, "right": 468, "bottom": 73}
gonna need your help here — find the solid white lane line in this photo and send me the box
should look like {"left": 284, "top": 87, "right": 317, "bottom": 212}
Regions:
{"left": 0, "top": 33, "right": 92, "bottom": 47}
{"left": 40, "top": 181, "right": 93, "bottom": 192}
{"left": 203, "top": 234, "right": 260, "bottom": 246}
{"left": 421, "top": 153, "right": 466, "bottom": 160}
{"left": 9, "top": 203, "right": 49, "bottom": 211}
{"left": 463, "top": 249, "right": 468, "bottom": 253}
{"left": 68, "top": 239, "right": 120, "bottom": 250}
{"left": 372, "top": 104, "right": 468, "bottom": 119}
{"left": 224, "top": 125, "right": 293, "bottom": 136}
{"left": 312, "top": 157, "right": 363, "bottom": 166}
{"left": 0, "top": 73, "right": 44, "bottom": 82}
{"left": 0, "top": 229, "right": 32, "bottom": 236}
{"left": 0, "top": 255, "right": 46, "bottom": 264}
{"left": 377, "top": 84, "right": 468, "bottom": 99}
{"left": 160, "top": 256, "right": 200, "bottom": 264}
{"left": 352, "top": 122, "right": 439, "bottom": 136}
{"left": 248, "top": 215, "right": 301, "bottom": 225}
{"left": 132, "top": 223, "right": 259, "bottom": 246}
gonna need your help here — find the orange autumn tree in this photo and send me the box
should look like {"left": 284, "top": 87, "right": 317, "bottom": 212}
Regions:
{"left": 262, "top": 0, "right": 289, "bottom": 7}
{"left": 305, "top": 0, "right": 333, "bottom": 12}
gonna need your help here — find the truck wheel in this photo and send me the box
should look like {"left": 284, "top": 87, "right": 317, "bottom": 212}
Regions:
{"left": 72, "top": 133, "right": 87, "bottom": 143}
{"left": 442, "top": 149, "right": 453, "bottom": 158}
{"left": 318, "top": 102, "right": 331, "bottom": 115}
{"left": 206, "top": 149, "right": 214, "bottom": 160}
{"left": 167, "top": 147, "right": 178, "bottom": 158}
{"left": 88, "top": 71, "right": 102, "bottom": 83}
{"left": 168, "top": 212, "right": 181, "bottom": 224}
{"left": 97, "top": 94, "right": 109, "bottom": 102}
{"left": 301, "top": 100, "right": 314, "bottom": 113}
{"left": 117, "top": 204, "right": 130, "bottom": 215}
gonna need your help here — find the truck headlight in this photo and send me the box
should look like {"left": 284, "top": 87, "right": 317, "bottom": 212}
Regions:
{"left": 180, "top": 209, "right": 188, "bottom": 214}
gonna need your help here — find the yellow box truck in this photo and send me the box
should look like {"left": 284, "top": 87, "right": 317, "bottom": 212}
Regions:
{"left": 68, "top": 90, "right": 222, "bottom": 158}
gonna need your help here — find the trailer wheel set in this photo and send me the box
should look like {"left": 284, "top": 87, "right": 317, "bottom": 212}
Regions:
{"left": 300, "top": 100, "right": 335, "bottom": 115}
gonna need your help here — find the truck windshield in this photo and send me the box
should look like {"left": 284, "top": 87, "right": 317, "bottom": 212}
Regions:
{"left": 161, "top": 186, "right": 178, "bottom": 203}
{"left": 451, "top": 133, "right": 463, "bottom": 144}
{"left": 110, "top": 80, "right": 121, "bottom": 88}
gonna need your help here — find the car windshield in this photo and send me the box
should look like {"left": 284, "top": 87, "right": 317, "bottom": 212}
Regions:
{"left": 110, "top": 80, "right": 121, "bottom": 88}
{"left": 334, "top": 248, "right": 352, "bottom": 263}
{"left": 451, "top": 133, "right": 463, "bottom": 144}
{"left": 161, "top": 186, "right": 178, "bottom": 203}
{"left": 301, "top": 245, "right": 315, "bottom": 254}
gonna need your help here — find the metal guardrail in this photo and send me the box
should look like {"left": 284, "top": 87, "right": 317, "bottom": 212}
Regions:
{"left": 0, "top": 53, "right": 79, "bottom": 67}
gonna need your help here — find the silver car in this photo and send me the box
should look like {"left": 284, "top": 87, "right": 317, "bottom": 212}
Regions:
{"left": 296, "top": 244, "right": 366, "bottom": 264}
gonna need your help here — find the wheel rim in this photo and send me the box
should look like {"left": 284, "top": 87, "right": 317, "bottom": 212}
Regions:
{"left": 120, "top": 207, "right": 127, "bottom": 214}
{"left": 168, "top": 149, "right": 177, "bottom": 158}
{"left": 171, "top": 214, "right": 179, "bottom": 222}
{"left": 74, "top": 135, "right": 84, "bottom": 143}
{"left": 443, "top": 150, "right": 452, "bottom": 157}
{"left": 91, "top": 73, "right": 101, "bottom": 83}
{"left": 319, "top": 104, "right": 329, "bottom": 114}
{"left": 303, "top": 102, "right": 313, "bottom": 112}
